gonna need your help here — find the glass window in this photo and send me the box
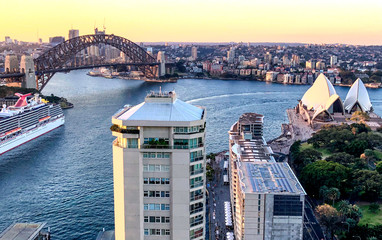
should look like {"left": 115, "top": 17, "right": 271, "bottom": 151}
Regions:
{"left": 144, "top": 178, "right": 148, "bottom": 184}
{"left": 144, "top": 204, "right": 148, "bottom": 210}
{"left": 144, "top": 229, "right": 149, "bottom": 235}
{"left": 144, "top": 216, "right": 148, "bottom": 223}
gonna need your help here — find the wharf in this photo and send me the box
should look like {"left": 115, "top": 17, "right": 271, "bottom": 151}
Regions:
{"left": 0, "top": 223, "right": 50, "bottom": 240}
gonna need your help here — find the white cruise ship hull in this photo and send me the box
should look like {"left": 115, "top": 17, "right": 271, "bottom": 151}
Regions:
{"left": 0, "top": 117, "right": 65, "bottom": 155}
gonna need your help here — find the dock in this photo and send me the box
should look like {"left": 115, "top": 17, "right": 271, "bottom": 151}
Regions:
{"left": 0, "top": 223, "right": 50, "bottom": 240}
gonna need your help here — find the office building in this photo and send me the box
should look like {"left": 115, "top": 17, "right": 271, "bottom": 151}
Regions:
{"left": 111, "top": 91, "right": 206, "bottom": 240}
{"left": 228, "top": 113, "right": 305, "bottom": 240}
{"left": 68, "top": 29, "right": 79, "bottom": 39}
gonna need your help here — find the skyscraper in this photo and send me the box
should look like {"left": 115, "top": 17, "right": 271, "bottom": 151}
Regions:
{"left": 227, "top": 47, "right": 235, "bottom": 63}
{"left": 111, "top": 91, "right": 206, "bottom": 240}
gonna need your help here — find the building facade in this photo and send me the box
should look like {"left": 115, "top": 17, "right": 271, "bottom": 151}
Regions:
{"left": 229, "top": 113, "right": 305, "bottom": 240}
{"left": 111, "top": 91, "right": 206, "bottom": 240}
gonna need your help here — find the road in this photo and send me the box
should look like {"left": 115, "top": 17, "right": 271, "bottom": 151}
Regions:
{"left": 207, "top": 153, "right": 232, "bottom": 240}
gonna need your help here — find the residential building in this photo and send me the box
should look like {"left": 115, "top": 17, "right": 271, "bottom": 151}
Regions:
{"left": 228, "top": 113, "right": 305, "bottom": 240}
{"left": 330, "top": 55, "right": 338, "bottom": 67}
{"left": 265, "top": 71, "right": 278, "bottom": 82}
{"left": 111, "top": 91, "right": 206, "bottom": 240}
{"left": 191, "top": 46, "right": 198, "bottom": 61}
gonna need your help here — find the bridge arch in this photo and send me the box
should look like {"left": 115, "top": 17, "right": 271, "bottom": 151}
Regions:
{"left": 34, "top": 34, "right": 159, "bottom": 90}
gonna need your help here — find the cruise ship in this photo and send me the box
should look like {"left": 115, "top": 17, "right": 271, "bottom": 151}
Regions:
{"left": 0, "top": 93, "right": 65, "bottom": 155}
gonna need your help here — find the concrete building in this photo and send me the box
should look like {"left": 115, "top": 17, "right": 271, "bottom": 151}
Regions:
{"left": 228, "top": 113, "right": 305, "bottom": 240}
{"left": 305, "top": 60, "right": 315, "bottom": 69}
{"left": 264, "top": 52, "right": 272, "bottom": 64}
{"left": 111, "top": 91, "right": 206, "bottom": 240}
{"left": 265, "top": 71, "right": 278, "bottom": 82}
{"left": 191, "top": 46, "right": 198, "bottom": 61}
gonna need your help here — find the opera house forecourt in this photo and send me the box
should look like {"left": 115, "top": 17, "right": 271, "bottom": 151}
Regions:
{"left": 295, "top": 73, "right": 375, "bottom": 127}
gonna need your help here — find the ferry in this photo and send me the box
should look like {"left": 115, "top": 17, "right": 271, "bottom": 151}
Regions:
{"left": 0, "top": 93, "right": 65, "bottom": 155}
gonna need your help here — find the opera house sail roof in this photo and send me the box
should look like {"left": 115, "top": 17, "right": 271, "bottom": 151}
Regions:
{"left": 344, "top": 78, "right": 372, "bottom": 113}
{"left": 298, "top": 73, "right": 344, "bottom": 124}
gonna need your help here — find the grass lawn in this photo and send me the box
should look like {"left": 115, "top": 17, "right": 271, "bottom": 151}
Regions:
{"left": 358, "top": 203, "right": 382, "bottom": 226}
{"left": 300, "top": 142, "right": 332, "bottom": 159}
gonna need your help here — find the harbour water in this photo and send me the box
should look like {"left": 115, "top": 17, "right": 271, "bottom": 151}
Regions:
{"left": 0, "top": 70, "right": 381, "bottom": 239}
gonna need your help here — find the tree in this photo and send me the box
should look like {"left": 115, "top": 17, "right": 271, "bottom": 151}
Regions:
{"left": 353, "top": 170, "right": 382, "bottom": 201}
{"left": 337, "top": 200, "right": 362, "bottom": 224}
{"left": 293, "top": 148, "right": 322, "bottom": 172}
{"left": 344, "top": 139, "right": 369, "bottom": 157}
{"left": 316, "top": 204, "right": 343, "bottom": 240}
{"left": 300, "top": 160, "right": 348, "bottom": 197}
{"left": 326, "top": 187, "right": 341, "bottom": 205}
{"left": 325, "top": 152, "right": 362, "bottom": 169}
{"left": 368, "top": 203, "right": 380, "bottom": 213}
{"left": 376, "top": 161, "right": 382, "bottom": 174}
{"left": 350, "top": 111, "right": 370, "bottom": 123}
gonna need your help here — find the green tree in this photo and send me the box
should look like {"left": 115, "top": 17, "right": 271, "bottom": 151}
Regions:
{"left": 300, "top": 160, "right": 348, "bottom": 197}
{"left": 344, "top": 139, "right": 369, "bottom": 157}
{"left": 376, "top": 161, "right": 382, "bottom": 174}
{"left": 293, "top": 148, "right": 322, "bottom": 172}
{"left": 316, "top": 204, "right": 343, "bottom": 240}
{"left": 353, "top": 170, "right": 382, "bottom": 201}
{"left": 325, "top": 152, "right": 362, "bottom": 168}
{"left": 326, "top": 187, "right": 341, "bottom": 205}
{"left": 337, "top": 200, "right": 362, "bottom": 223}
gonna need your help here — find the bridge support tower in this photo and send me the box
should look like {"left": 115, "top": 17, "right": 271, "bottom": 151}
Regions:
{"left": 20, "top": 55, "right": 36, "bottom": 89}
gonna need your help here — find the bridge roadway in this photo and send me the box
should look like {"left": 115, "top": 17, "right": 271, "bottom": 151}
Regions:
{"left": 35, "top": 62, "right": 160, "bottom": 74}
{"left": 0, "top": 73, "right": 25, "bottom": 79}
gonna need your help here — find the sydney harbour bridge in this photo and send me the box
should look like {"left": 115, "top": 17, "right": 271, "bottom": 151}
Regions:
{"left": 0, "top": 34, "right": 162, "bottom": 91}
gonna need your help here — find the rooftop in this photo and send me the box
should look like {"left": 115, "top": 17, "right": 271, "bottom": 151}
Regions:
{"left": 231, "top": 138, "right": 275, "bottom": 163}
{"left": 0, "top": 223, "right": 47, "bottom": 240}
{"left": 238, "top": 113, "right": 264, "bottom": 125}
{"left": 238, "top": 162, "right": 305, "bottom": 195}
{"left": 113, "top": 91, "right": 204, "bottom": 122}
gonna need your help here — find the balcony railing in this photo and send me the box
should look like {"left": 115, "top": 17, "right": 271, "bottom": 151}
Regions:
{"left": 190, "top": 182, "right": 204, "bottom": 189}
{"left": 190, "top": 220, "right": 204, "bottom": 227}
{"left": 190, "top": 207, "right": 204, "bottom": 215}
{"left": 190, "top": 194, "right": 204, "bottom": 202}
{"left": 174, "top": 128, "right": 205, "bottom": 135}
{"left": 190, "top": 156, "right": 204, "bottom": 163}
{"left": 141, "top": 144, "right": 171, "bottom": 149}
{"left": 190, "top": 169, "right": 204, "bottom": 176}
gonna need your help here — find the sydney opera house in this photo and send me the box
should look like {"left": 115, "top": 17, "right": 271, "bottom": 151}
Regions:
{"left": 296, "top": 73, "right": 373, "bottom": 125}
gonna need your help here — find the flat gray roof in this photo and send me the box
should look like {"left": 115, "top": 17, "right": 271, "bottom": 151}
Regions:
{"left": 0, "top": 223, "right": 46, "bottom": 240}
{"left": 238, "top": 162, "right": 305, "bottom": 195}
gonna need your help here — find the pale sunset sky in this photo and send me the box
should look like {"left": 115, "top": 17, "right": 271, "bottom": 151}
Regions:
{"left": 1, "top": 0, "right": 381, "bottom": 45}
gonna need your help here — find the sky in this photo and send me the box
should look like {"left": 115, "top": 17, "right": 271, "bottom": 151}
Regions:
{"left": 1, "top": 0, "right": 382, "bottom": 45}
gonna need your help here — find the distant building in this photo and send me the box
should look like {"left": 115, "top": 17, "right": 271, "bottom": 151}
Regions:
{"left": 5, "top": 36, "right": 12, "bottom": 44}
{"left": 157, "top": 51, "right": 166, "bottom": 76}
{"left": 264, "top": 52, "right": 272, "bottom": 64}
{"left": 330, "top": 55, "right": 338, "bottom": 67}
{"left": 49, "top": 36, "right": 65, "bottom": 46}
{"left": 306, "top": 60, "right": 315, "bottom": 69}
{"left": 265, "top": 71, "right": 278, "bottom": 82}
{"left": 273, "top": 56, "right": 279, "bottom": 65}
{"left": 229, "top": 113, "right": 305, "bottom": 240}
{"left": 227, "top": 47, "right": 235, "bottom": 63}
{"left": 315, "top": 61, "right": 325, "bottom": 70}
{"left": 68, "top": 29, "right": 79, "bottom": 39}
{"left": 292, "top": 54, "right": 300, "bottom": 66}
{"left": 282, "top": 55, "right": 290, "bottom": 66}
{"left": 191, "top": 46, "right": 198, "bottom": 61}
{"left": 111, "top": 91, "right": 206, "bottom": 240}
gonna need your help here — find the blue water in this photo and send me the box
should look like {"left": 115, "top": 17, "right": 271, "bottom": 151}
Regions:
{"left": 0, "top": 70, "right": 381, "bottom": 239}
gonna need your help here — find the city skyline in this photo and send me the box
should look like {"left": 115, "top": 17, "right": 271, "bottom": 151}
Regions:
{"left": 1, "top": 0, "right": 382, "bottom": 45}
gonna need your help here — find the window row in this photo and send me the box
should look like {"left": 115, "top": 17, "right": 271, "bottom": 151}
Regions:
{"left": 144, "top": 203, "right": 170, "bottom": 211}
{"left": 144, "top": 216, "right": 170, "bottom": 223}
{"left": 190, "top": 150, "right": 204, "bottom": 163}
{"left": 190, "top": 189, "right": 204, "bottom": 202}
{"left": 143, "top": 152, "right": 170, "bottom": 159}
{"left": 144, "top": 177, "right": 170, "bottom": 185}
{"left": 190, "top": 215, "right": 204, "bottom": 227}
{"left": 143, "top": 164, "right": 170, "bottom": 172}
{"left": 144, "top": 191, "right": 170, "bottom": 198}
{"left": 144, "top": 138, "right": 169, "bottom": 145}
{"left": 190, "top": 163, "right": 203, "bottom": 176}
{"left": 144, "top": 229, "right": 170, "bottom": 236}
{"left": 190, "top": 176, "right": 204, "bottom": 189}
{"left": 174, "top": 126, "right": 202, "bottom": 134}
